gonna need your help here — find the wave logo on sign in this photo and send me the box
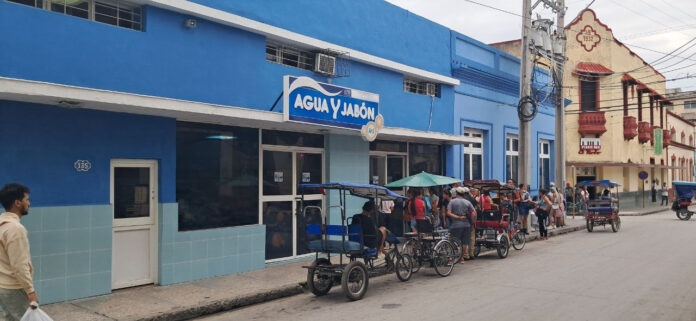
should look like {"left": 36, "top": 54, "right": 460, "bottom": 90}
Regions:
{"left": 283, "top": 76, "right": 382, "bottom": 141}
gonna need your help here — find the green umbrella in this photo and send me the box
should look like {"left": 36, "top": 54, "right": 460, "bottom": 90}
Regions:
{"left": 385, "top": 171, "right": 461, "bottom": 188}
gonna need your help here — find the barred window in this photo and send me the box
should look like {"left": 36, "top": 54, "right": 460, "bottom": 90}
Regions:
{"left": 6, "top": 0, "right": 142, "bottom": 31}
{"left": 403, "top": 78, "right": 440, "bottom": 97}
{"left": 266, "top": 41, "right": 315, "bottom": 71}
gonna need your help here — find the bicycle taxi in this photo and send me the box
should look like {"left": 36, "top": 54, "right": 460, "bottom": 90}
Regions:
{"left": 671, "top": 181, "right": 696, "bottom": 221}
{"left": 580, "top": 180, "right": 621, "bottom": 232}
{"left": 299, "top": 182, "right": 413, "bottom": 301}
{"left": 464, "top": 180, "right": 526, "bottom": 259}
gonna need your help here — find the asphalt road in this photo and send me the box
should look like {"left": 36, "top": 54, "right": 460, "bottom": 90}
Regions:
{"left": 197, "top": 211, "right": 696, "bottom": 321}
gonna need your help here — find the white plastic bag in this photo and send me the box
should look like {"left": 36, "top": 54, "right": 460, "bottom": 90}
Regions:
{"left": 19, "top": 303, "right": 53, "bottom": 321}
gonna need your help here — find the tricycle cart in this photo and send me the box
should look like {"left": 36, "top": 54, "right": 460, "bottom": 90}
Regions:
{"left": 299, "top": 182, "right": 412, "bottom": 301}
{"left": 671, "top": 181, "right": 696, "bottom": 220}
{"left": 464, "top": 180, "right": 525, "bottom": 259}
{"left": 580, "top": 180, "right": 621, "bottom": 232}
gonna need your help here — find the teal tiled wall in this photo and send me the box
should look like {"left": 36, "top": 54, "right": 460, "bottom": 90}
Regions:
{"left": 158, "top": 203, "right": 266, "bottom": 285}
{"left": 325, "top": 134, "right": 370, "bottom": 224}
{"left": 22, "top": 205, "right": 112, "bottom": 304}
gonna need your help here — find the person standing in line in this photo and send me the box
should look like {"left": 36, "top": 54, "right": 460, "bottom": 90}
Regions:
{"left": 429, "top": 187, "right": 440, "bottom": 228}
{"left": 546, "top": 188, "right": 557, "bottom": 228}
{"left": 0, "top": 184, "right": 38, "bottom": 321}
{"left": 405, "top": 188, "right": 425, "bottom": 233}
{"left": 537, "top": 188, "right": 552, "bottom": 240}
{"left": 439, "top": 188, "right": 451, "bottom": 229}
{"left": 651, "top": 180, "right": 658, "bottom": 203}
{"left": 661, "top": 183, "right": 669, "bottom": 206}
{"left": 518, "top": 184, "right": 531, "bottom": 234}
{"left": 462, "top": 188, "right": 478, "bottom": 259}
{"left": 447, "top": 187, "right": 476, "bottom": 262}
{"left": 555, "top": 188, "right": 566, "bottom": 227}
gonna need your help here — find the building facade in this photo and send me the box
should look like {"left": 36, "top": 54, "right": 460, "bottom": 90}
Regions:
{"left": 0, "top": 0, "right": 553, "bottom": 303}
{"left": 493, "top": 9, "right": 680, "bottom": 206}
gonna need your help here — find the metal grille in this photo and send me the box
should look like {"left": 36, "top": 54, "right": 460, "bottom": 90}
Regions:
{"left": 6, "top": 0, "right": 43, "bottom": 8}
{"left": 403, "top": 78, "right": 440, "bottom": 97}
{"left": 6, "top": 0, "right": 142, "bottom": 31}
{"left": 266, "top": 42, "right": 314, "bottom": 71}
{"left": 95, "top": 1, "right": 142, "bottom": 31}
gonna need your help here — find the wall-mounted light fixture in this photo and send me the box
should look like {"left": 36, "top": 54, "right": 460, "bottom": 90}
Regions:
{"left": 185, "top": 18, "right": 197, "bottom": 29}
{"left": 57, "top": 100, "right": 81, "bottom": 108}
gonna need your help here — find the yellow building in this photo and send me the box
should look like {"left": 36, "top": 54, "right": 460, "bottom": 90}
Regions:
{"left": 492, "top": 9, "right": 691, "bottom": 207}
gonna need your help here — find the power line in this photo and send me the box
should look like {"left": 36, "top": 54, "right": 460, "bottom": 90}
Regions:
{"left": 463, "top": 0, "right": 522, "bottom": 17}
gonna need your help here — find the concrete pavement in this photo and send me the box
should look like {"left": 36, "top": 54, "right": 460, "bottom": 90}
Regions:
{"left": 198, "top": 210, "right": 696, "bottom": 321}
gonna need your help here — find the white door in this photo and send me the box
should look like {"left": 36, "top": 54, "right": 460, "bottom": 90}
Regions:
{"left": 111, "top": 159, "right": 158, "bottom": 289}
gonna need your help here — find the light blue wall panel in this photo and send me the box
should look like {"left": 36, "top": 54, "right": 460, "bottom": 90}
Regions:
{"left": 324, "top": 134, "right": 370, "bottom": 224}
{"left": 22, "top": 204, "right": 112, "bottom": 304}
{"left": 158, "top": 203, "right": 265, "bottom": 285}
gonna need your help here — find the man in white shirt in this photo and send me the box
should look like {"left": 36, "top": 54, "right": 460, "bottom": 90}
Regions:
{"left": 0, "top": 183, "right": 38, "bottom": 321}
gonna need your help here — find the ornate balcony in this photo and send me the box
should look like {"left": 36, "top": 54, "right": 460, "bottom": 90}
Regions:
{"left": 623, "top": 116, "right": 637, "bottom": 140}
{"left": 663, "top": 129, "right": 671, "bottom": 147}
{"left": 638, "top": 121, "right": 651, "bottom": 144}
{"left": 578, "top": 112, "right": 607, "bottom": 137}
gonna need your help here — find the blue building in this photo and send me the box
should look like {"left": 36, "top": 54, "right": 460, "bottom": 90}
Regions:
{"left": 449, "top": 33, "right": 557, "bottom": 191}
{"left": 0, "top": 0, "right": 553, "bottom": 303}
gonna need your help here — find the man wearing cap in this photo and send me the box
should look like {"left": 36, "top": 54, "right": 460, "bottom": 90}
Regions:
{"left": 447, "top": 186, "right": 476, "bottom": 262}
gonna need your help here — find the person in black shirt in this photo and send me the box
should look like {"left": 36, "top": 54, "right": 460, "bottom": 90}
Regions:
{"left": 352, "top": 201, "right": 389, "bottom": 255}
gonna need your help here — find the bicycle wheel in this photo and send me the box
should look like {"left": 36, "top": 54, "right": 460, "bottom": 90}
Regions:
{"left": 307, "top": 258, "right": 333, "bottom": 296}
{"left": 402, "top": 238, "right": 421, "bottom": 273}
{"left": 449, "top": 236, "right": 463, "bottom": 262}
{"left": 512, "top": 231, "right": 526, "bottom": 250}
{"left": 395, "top": 254, "right": 413, "bottom": 282}
{"left": 432, "top": 240, "right": 456, "bottom": 277}
{"left": 496, "top": 234, "right": 509, "bottom": 259}
{"left": 341, "top": 261, "right": 369, "bottom": 301}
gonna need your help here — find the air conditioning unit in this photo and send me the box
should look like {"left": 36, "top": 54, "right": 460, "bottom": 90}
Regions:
{"left": 314, "top": 53, "right": 336, "bottom": 75}
{"left": 424, "top": 83, "right": 438, "bottom": 97}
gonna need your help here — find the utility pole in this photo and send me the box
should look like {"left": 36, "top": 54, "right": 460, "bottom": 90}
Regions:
{"left": 518, "top": 0, "right": 532, "bottom": 189}
{"left": 554, "top": 0, "right": 566, "bottom": 191}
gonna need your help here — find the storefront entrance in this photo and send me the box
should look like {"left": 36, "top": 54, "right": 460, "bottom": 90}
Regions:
{"left": 260, "top": 131, "right": 324, "bottom": 262}
{"left": 111, "top": 159, "right": 158, "bottom": 289}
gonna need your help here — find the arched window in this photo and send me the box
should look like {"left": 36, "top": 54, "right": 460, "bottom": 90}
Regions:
{"left": 671, "top": 127, "right": 677, "bottom": 142}
{"left": 681, "top": 131, "right": 686, "bottom": 144}
{"left": 690, "top": 135, "right": 694, "bottom": 147}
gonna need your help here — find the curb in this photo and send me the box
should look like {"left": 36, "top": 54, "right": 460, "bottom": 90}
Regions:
{"left": 139, "top": 284, "right": 305, "bottom": 321}
{"left": 152, "top": 224, "right": 586, "bottom": 321}
{"left": 619, "top": 208, "right": 668, "bottom": 216}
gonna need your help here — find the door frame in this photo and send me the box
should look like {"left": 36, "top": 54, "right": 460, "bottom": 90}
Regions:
{"left": 259, "top": 144, "right": 325, "bottom": 263}
{"left": 110, "top": 159, "right": 159, "bottom": 289}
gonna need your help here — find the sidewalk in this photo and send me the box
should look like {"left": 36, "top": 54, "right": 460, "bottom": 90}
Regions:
{"left": 619, "top": 204, "right": 670, "bottom": 216}
{"left": 31, "top": 220, "right": 586, "bottom": 321}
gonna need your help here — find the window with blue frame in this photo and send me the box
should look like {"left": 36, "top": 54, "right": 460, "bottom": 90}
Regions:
{"left": 539, "top": 140, "right": 551, "bottom": 189}
{"left": 506, "top": 135, "right": 519, "bottom": 184}
{"left": 463, "top": 129, "right": 484, "bottom": 180}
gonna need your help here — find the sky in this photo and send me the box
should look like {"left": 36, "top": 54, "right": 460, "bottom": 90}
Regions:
{"left": 385, "top": 0, "right": 696, "bottom": 91}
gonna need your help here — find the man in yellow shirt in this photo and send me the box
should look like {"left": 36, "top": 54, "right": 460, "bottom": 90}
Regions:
{"left": 0, "top": 183, "right": 37, "bottom": 320}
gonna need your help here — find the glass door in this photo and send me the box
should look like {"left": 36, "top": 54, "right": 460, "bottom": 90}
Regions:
{"left": 261, "top": 148, "right": 323, "bottom": 261}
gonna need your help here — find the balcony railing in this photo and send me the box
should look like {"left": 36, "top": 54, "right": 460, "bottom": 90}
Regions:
{"left": 663, "top": 129, "right": 671, "bottom": 147}
{"left": 623, "top": 116, "right": 637, "bottom": 140}
{"left": 578, "top": 112, "right": 607, "bottom": 137}
{"left": 638, "top": 121, "right": 651, "bottom": 144}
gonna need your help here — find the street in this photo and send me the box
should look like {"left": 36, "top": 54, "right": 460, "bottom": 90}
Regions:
{"left": 197, "top": 211, "right": 696, "bottom": 321}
